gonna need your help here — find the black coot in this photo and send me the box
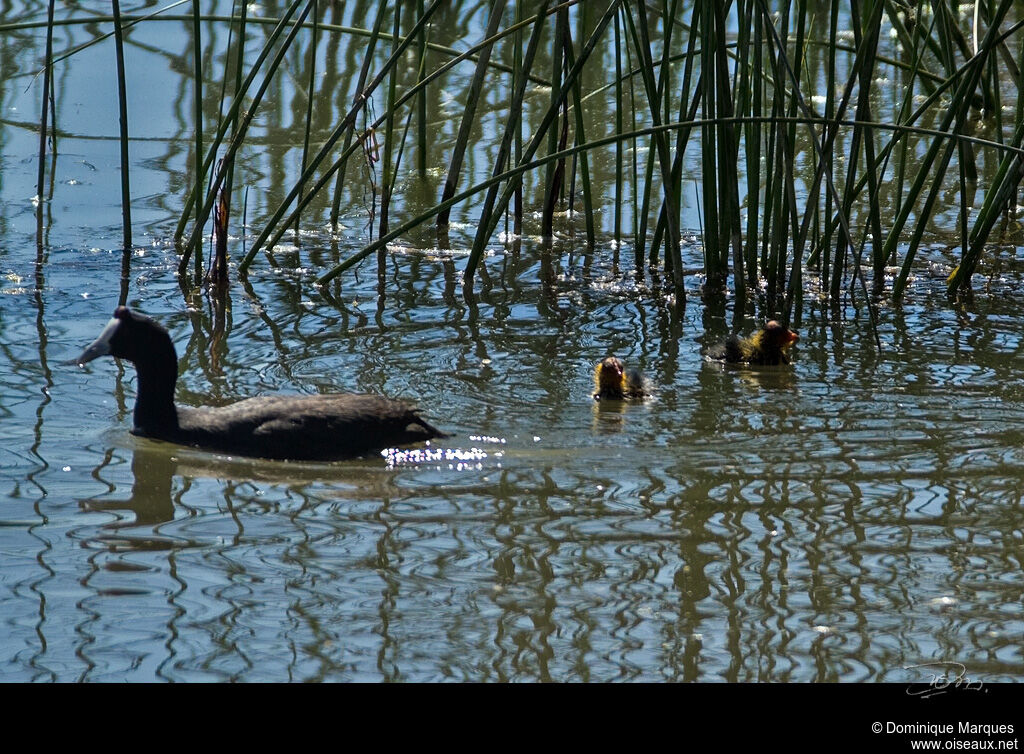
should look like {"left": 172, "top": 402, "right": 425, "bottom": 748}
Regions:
{"left": 77, "top": 307, "right": 447, "bottom": 460}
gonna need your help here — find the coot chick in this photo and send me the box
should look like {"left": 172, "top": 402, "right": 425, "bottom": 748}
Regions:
{"left": 706, "top": 320, "right": 799, "bottom": 366}
{"left": 593, "top": 356, "right": 646, "bottom": 400}
{"left": 77, "top": 307, "right": 447, "bottom": 461}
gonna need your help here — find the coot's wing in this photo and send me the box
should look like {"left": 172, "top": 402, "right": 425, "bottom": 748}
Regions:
{"left": 178, "top": 394, "right": 443, "bottom": 460}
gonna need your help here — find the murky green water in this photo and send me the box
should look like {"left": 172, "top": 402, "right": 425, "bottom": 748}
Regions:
{"left": 2, "top": 2, "right": 1024, "bottom": 682}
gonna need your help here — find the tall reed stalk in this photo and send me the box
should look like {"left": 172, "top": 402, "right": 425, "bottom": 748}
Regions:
{"left": 30, "top": 1, "right": 1024, "bottom": 327}
{"left": 111, "top": 0, "right": 132, "bottom": 253}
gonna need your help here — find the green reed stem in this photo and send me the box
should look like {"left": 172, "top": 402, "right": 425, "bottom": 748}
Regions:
{"left": 438, "top": 0, "right": 507, "bottom": 228}
{"left": 416, "top": 0, "right": 427, "bottom": 175}
{"left": 464, "top": 0, "right": 618, "bottom": 286}
{"left": 438, "top": 0, "right": 550, "bottom": 275}
{"left": 295, "top": 0, "right": 319, "bottom": 238}
{"left": 329, "top": 0, "right": 388, "bottom": 229}
{"left": 622, "top": 0, "right": 682, "bottom": 298}
{"left": 174, "top": 0, "right": 309, "bottom": 248}
{"left": 190, "top": 0, "right": 203, "bottom": 282}
{"left": 242, "top": 0, "right": 447, "bottom": 270}
{"left": 613, "top": 10, "right": 622, "bottom": 249}
{"left": 891, "top": 0, "right": 1015, "bottom": 301}
{"left": 561, "top": 11, "right": 595, "bottom": 248}
{"left": 179, "top": 0, "right": 316, "bottom": 270}
{"left": 380, "top": 1, "right": 401, "bottom": 237}
{"left": 36, "top": 0, "right": 55, "bottom": 204}
{"left": 111, "top": 0, "right": 133, "bottom": 253}
{"left": 541, "top": 4, "right": 567, "bottom": 238}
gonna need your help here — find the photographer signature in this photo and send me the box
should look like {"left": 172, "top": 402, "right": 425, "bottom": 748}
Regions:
{"left": 904, "top": 661, "right": 985, "bottom": 698}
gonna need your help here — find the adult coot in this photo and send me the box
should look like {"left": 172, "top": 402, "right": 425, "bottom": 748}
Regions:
{"left": 706, "top": 320, "right": 799, "bottom": 366}
{"left": 77, "top": 307, "right": 447, "bottom": 460}
{"left": 593, "top": 356, "right": 647, "bottom": 400}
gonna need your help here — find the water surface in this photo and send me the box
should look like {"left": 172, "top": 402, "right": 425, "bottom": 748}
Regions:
{"left": 2, "top": 2, "right": 1024, "bottom": 682}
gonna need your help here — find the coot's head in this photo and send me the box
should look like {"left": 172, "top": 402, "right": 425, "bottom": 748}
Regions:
{"left": 760, "top": 320, "right": 799, "bottom": 352}
{"left": 77, "top": 306, "right": 171, "bottom": 366}
{"left": 594, "top": 356, "right": 626, "bottom": 399}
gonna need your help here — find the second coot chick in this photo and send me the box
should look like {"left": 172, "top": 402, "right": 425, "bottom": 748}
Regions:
{"left": 593, "top": 356, "right": 646, "bottom": 400}
{"left": 707, "top": 320, "right": 799, "bottom": 366}
{"left": 77, "top": 306, "right": 447, "bottom": 461}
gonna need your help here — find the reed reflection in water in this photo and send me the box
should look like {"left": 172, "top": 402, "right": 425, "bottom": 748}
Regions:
{"left": 4, "top": 241, "right": 1024, "bottom": 681}
{"left": 2, "top": 1, "right": 1024, "bottom": 683}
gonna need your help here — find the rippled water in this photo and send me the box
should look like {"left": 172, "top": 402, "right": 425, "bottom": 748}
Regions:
{"left": 3, "top": 2, "right": 1024, "bottom": 683}
{"left": 6, "top": 241, "right": 1024, "bottom": 682}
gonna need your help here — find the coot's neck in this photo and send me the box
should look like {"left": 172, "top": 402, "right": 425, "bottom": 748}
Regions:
{"left": 130, "top": 330, "right": 180, "bottom": 437}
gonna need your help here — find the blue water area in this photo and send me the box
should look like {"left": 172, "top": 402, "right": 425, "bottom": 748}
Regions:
{"left": 2, "top": 2, "right": 1024, "bottom": 683}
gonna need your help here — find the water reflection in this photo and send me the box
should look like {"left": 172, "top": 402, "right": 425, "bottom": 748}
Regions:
{"left": 82, "top": 446, "right": 176, "bottom": 531}
{"left": 5, "top": 2, "right": 1024, "bottom": 683}
{"left": 592, "top": 396, "right": 633, "bottom": 434}
{"left": 2, "top": 236, "right": 1021, "bottom": 681}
